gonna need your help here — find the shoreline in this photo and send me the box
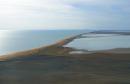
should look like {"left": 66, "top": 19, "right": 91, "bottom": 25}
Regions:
{"left": 0, "top": 31, "right": 130, "bottom": 61}
{"left": 0, "top": 33, "right": 83, "bottom": 61}
{"left": 0, "top": 31, "right": 130, "bottom": 84}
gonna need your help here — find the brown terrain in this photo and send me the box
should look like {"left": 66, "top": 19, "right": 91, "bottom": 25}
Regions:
{"left": 0, "top": 32, "right": 130, "bottom": 84}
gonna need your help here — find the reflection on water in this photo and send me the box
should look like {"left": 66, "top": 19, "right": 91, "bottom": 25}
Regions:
{"left": 66, "top": 34, "right": 130, "bottom": 51}
{"left": 0, "top": 30, "right": 89, "bottom": 55}
{"left": 0, "top": 30, "right": 130, "bottom": 55}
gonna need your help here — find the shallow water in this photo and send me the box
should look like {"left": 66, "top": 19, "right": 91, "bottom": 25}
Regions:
{"left": 66, "top": 34, "right": 130, "bottom": 51}
{"left": 0, "top": 30, "right": 130, "bottom": 55}
{"left": 0, "top": 30, "right": 89, "bottom": 55}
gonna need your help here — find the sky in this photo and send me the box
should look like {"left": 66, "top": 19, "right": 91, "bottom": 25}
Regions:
{"left": 0, "top": 0, "right": 130, "bottom": 30}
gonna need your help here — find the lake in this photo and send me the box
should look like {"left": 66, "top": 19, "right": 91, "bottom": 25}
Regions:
{"left": 0, "top": 30, "right": 130, "bottom": 55}
{"left": 65, "top": 33, "right": 130, "bottom": 51}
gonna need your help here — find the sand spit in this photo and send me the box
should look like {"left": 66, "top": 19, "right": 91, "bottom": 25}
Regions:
{"left": 0, "top": 31, "right": 130, "bottom": 61}
{"left": 0, "top": 31, "right": 130, "bottom": 84}
{"left": 0, "top": 33, "right": 84, "bottom": 61}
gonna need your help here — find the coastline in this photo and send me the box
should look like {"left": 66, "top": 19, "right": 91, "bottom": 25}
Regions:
{"left": 0, "top": 33, "right": 83, "bottom": 61}
{"left": 0, "top": 31, "right": 130, "bottom": 84}
{"left": 0, "top": 31, "right": 130, "bottom": 61}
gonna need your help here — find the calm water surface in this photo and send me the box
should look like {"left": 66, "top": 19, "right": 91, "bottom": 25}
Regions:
{"left": 66, "top": 34, "right": 130, "bottom": 51}
{"left": 0, "top": 30, "right": 88, "bottom": 55}
{"left": 0, "top": 30, "right": 130, "bottom": 55}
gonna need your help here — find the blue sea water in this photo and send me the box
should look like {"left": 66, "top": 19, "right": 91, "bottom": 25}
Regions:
{"left": 0, "top": 30, "right": 88, "bottom": 55}
{"left": 0, "top": 30, "right": 130, "bottom": 55}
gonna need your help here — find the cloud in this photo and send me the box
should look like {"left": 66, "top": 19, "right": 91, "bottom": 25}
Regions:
{"left": 0, "top": 0, "right": 130, "bottom": 30}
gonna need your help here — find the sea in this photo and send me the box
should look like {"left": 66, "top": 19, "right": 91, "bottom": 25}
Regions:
{"left": 0, "top": 30, "right": 88, "bottom": 55}
{"left": 0, "top": 30, "right": 130, "bottom": 55}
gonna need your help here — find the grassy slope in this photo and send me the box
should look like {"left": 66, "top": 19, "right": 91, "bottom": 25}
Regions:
{"left": 0, "top": 53, "right": 130, "bottom": 84}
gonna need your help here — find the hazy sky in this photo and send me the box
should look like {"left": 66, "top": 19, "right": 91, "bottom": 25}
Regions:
{"left": 0, "top": 0, "right": 130, "bottom": 30}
